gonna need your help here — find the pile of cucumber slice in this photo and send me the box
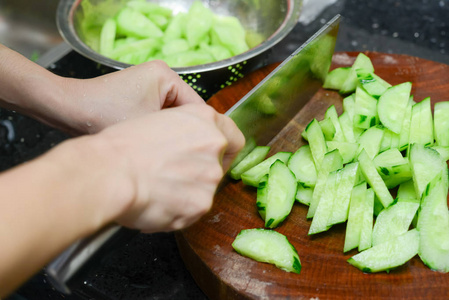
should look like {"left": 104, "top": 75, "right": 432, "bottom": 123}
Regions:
{"left": 230, "top": 53, "right": 449, "bottom": 274}
{"left": 83, "top": 0, "right": 250, "bottom": 66}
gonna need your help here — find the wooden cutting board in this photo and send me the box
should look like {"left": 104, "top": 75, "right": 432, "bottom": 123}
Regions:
{"left": 175, "top": 52, "right": 449, "bottom": 299}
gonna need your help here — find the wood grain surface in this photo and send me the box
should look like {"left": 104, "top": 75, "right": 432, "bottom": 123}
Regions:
{"left": 175, "top": 52, "right": 449, "bottom": 300}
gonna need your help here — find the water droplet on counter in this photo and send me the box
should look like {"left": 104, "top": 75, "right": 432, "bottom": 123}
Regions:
{"left": 414, "top": 32, "right": 420, "bottom": 38}
{"left": 439, "top": 0, "right": 445, "bottom": 7}
{"left": 351, "top": 40, "right": 358, "bottom": 47}
{"left": 86, "top": 121, "right": 92, "bottom": 127}
{"left": 372, "top": 23, "right": 379, "bottom": 29}
{"left": 392, "top": 32, "right": 399, "bottom": 38}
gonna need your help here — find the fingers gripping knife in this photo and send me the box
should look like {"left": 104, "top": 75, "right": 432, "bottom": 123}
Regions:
{"left": 46, "top": 15, "right": 341, "bottom": 294}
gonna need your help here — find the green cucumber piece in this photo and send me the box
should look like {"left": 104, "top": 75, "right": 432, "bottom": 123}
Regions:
{"left": 358, "top": 150, "right": 394, "bottom": 208}
{"left": 340, "top": 53, "right": 375, "bottom": 94}
{"left": 110, "top": 38, "right": 159, "bottom": 60}
{"left": 229, "top": 146, "right": 270, "bottom": 180}
{"left": 373, "top": 148, "right": 412, "bottom": 189}
{"left": 326, "top": 141, "right": 358, "bottom": 164}
{"left": 357, "top": 125, "right": 384, "bottom": 159}
{"left": 295, "top": 183, "right": 313, "bottom": 206}
{"left": 409, "top": 143, "right": 447, "bottom": 198}
{"left": 99, "top": 18, "right": 117, "bottom": 56}
{"left": 264, "top": 160, "right": 297, "bottom": 228}
{"left": 185, "top": 0, "right": 213, "bottom": 48}
{"left": 126, "top": 1, "right": 173, "bottom": 17}
{"left": 328, "top": 162, "right": 359, "bottom": 226}
{"left": 372, "top": 201, "right": 419, "bottom": 246}
{"left": 232, "top": 228, "right": 301, "bottom": 274}
{"left": 308, "top": 170, "right": 338, "bottom": 235}
{"left": 164, "top": 50, "right": 214, "bottom": 67}
{"left": 433, "top": 101, "right": 449, "bottom": 146}
{"left": 409, "top": 98, "right": 434, "bottom": 148}
{"left": 359, "top": 188, "right": 375, "bottom": 251}
{"left": 256, "top": 175, "right": 269, "bottom": 219}
{"left": 319, "top": 117, "right": 336, "bottom": 141}
{"left": 417, "top": 173, "right": 449, "bottom": 272}
{"left": 288, "top": 145, "right": 317, "bottom": 188}
{"left": 431, "top": 145, "right": 449, "bottom": 161}
{"left": 241, "top": 152, "right": 292, "bottom": 187}
{"left": 343, "top": 94, "right": 356, "bottom": 121}
{"left": 163, "top": 12, "right": 187, "bottom": 42}
{"left": 348, "top": 229, "right": 419, "bottom": 273}
{"left": 323, "top": 67, "right": 351, "bottom": 90}
{"left": 377, "top": 82, "right": 412, "bottom": 134}
{"left": 356, "top": 70, "right": 391, "bottom": 99}
{"left": 325, "top": 105, "right": 345, "bottom": 142}
{"left": 116, "top": 7, "right": 163, "bottom": 38}
{"left": 344, "top": 182, "right": 367, "bottom": 252}
{"left": 305, "top": 119, "right": 328, "bottom": 170}
{"left": 338, "top": 111, "right": 356, "bottom": 143}
{"left": 161, "top": 38, "right": 190, "bottom": 56}
{"left": 307, "top": 149, "right": 343, "bottom": 219}
{"left": 397, "top": 180, "right": 418, "bottom": 202}
{"left": 398, "top": 97, "right": 414, "bottom": 151}
{"left": 353, "top": 87, "right": 379, "bottom": 129}
{"left": 211, "top": 15, "right": 249, "bottom": 56}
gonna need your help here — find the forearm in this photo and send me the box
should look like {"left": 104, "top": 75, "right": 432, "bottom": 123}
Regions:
{"left": 0, "top": 135, "right": 133, "bottom": 297}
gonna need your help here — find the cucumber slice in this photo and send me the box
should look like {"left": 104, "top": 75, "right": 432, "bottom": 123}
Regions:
{"left": 323, "top": 67, "right": 351, "bottom": 90}
{"left": 185, "top": 0, "right": 213, "bottom": 48}
{"left": 288, "top": 145, "right": 317, "bottom": 187}
{"left": 409, "top": 143, "right": 447, "bottom": 198}
{"left": 319, "top": 117, "right": 336, "bottom": 141}
{"left": 358, "top": 150, "right": 395, "bottom": 208}
{"left": 344, "top": 182, "right": 367, "bottom": 252}
{"left": 348, "top": 229, "right": 419, "bottom": 273}
{"left": 325, "top": 105, "right": 345, "bottom": 142}
{"left": 357, "top": 125, "right": 384, "bottom": 159}
{"left": 211, "top": 15, "right": 249, "bottom": 56}
{"left": 338, "top": 111, "right": 356, "bottom": 143}
{"left": 409, "top": 97, "right": 434, "bottom": 148}
{"left": 397, "top": 180, "right": 418, "bottom": 202}
{"left": 232, "top": 228, "right": 301, "bottom": 274}
{"left": 373, "top": 148, "right": 412, "bottom": 189}
{"left": 295, "top": 183, "right": 313, "bottom": 206}
{"left": 372, "top": 201, "right": 419, "bottom": 246}
{"left": 343, "top": 94, "right": 356, "bottom": 121}
{"left": 433, "top": 101, "right": 449, "bottom": 146}
{"left": 126, "top": 1, "right": 173, "bottom": 17}
{"left": 161, "top": 38, "right": 190, "bottom": 56}
{"left": 328, "top": 162, "right": 359, "bottom": 226}
{"left": 431, "top": 145, "right": 449, "bottom": 161}
{"left": 163, "top": 12, "right": 187, "bottom": 42}
{"left": 240, "top": 152, "right": 291, "bottom": 187}
{"left": 308, "top": 170, "right": 338, "bottom": 235}
{"left": 256, "top": 175, "right": 269, "bottom": 220}
{"left": 353, "top": 87, "right": 379, "bottom": 129}
{"left": 356, "top": 70, "right": 391, "bottom": 99}
{"left": 99, "top": 18, "right": 117, "bottom": 56}
{"left": 340, "top": 53, "right": 375, "bottom": 94}
{"left": 417, "top": 173, "right": 449, "bottom": 272}
{"left": 229, "top": 146, "right": 270, "bottom": 180}
{"left": 116, "top": 7, "right": 163, "bottom": 38}
{"left": 377, "top": 82, "right": 412, "bottom": 134}
{"left": 359, "top": 188, "right": 375, "bottom": 251}
{"left": 110, "top": 38, "right": 159, "bottom": 60}
{"left": 398, "top": 97, "right": 414, "bottom": 151}
{"left": 305, "top": 119, "right": 328, "bottom": 170}
{"left": 326, "top": 141, "right": 358, "bottom": 164}
{"left": 264, "top": 160, "right": 297, "bottom": 228}
{"left": 307, "top": 149, "right": 343, "bottom": 218}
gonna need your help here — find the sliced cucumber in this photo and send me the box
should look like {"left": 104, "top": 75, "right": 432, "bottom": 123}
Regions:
{"left": 328, "top": 162, "right": 359, "bottom": 226}
{"left": 417, "top": 172, "right": 449, "bottom": 272}
{"left": 356, "top": 69, "right": 391, "bottom": 99}
{"left": 357, "top": 125, "right": 384, "bottom": 159}
{"left": 308, "top": 170, "right": 338, "bottom": 235}
{"left": 343, "top": 94, "right": 356, "bottom": 121}
{"left": 433, "top": 101, "right": 449, "bottom": 146}
{"left": 295, "top": 183, "right": 313, "bottom": 206}
{"left": 358, "top": 150, "right": 394, "bottom": 208}
{"left": 256, "top": 174, "right": 269, "bottom": 220}
{"left": 373, "top": 148, "right": 412, "bottom": 189}
{"left": 398, "top": 98, "right": 414, "bottom": 151}
{"left": 325, "top": 105, "right": 345, "bottom": 142}
{"left": 241, "top": 152, "right": 292, "bottom": 187}
{"left": 359, "top": 188, "right": 375, "bottom": 251}
{"left": 409, "top": 143, "right": 446, "bottom": 198}
{"left": 116, "top": 7, "right": 163, "bottom": 38}
{"left": 232, "top": 228, "right": 301, "bottom": 274}
{"left": 307, "top": 149, "right": 343, "bottom": 218}
{"left": 397, "top": 179, "right": 418, "bottom": 202}
{"left": 229, "top": 146, "right": 270, "bottom": 180}
{"left": 377, "top": 82, "right": 412, "bottom": 134}
{"left": 344, "top": 182, "right": 367, "bottom": 252}
{"left": 288, "top": 145, "right": 317, "bottom": 188}
{"left": 431, "top": 145, "right": 449, "bottom": 161}
{"left": 353, "top": 86, "right": 379, "bottom": 129}
{"left": 317, "top": 117, "right": 336, "bottom": 141}
{"left": 338, "top": 111, "right": 356, "bottom": 143}
{"left": 372, "top": 201, "right": 419, "bottom": 246}
{"left": 323, "top": 67, "right": 351, "bottom": 90}
{"left": 340, "top": 53, "right": 375, "bottom": 94}
{"left": 305, "top": 119, "right": 328, "bottom": 169}
{"left": 99, "top": 18, "right": 117, "bottom": 56}
{"left": 409, "top": 97, "right": 434, "bottom": 148}
{"left": 326, "top": 141, "right": 358, "bottom": 164}
{"left": 348, "top": 229, "right": 419, "bottom": 273}
{"left": 264, "top": 160, "right": 297, "bottom": 228}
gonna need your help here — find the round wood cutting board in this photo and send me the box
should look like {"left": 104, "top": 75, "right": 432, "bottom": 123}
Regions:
{"left": 175, "top": 52, "right": 449, "bottom": 300}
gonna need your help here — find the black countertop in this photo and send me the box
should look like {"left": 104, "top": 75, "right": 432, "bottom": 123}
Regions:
{"left": 7, "top": 1, "right": 449, "bottom": 299}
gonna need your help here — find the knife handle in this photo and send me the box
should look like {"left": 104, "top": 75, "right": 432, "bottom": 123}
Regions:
{"left": 46, "top": 224, "right": 139, "bottom": 294}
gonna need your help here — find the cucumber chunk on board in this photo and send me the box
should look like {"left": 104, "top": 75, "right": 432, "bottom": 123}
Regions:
{"left": 241, "top": 152, "right": 292, "bottom": 187}
{"left": 232, "top": 229, "right": 301, "bottom": 274}
{"left": 229, "top": 146, "right": 270, "bottom": 180}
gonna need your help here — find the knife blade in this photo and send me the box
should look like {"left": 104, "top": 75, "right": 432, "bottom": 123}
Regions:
{"left": 46, "top": 14, "right": 341, "bottom": 294}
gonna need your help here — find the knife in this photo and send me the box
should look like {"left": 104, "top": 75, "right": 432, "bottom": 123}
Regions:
{"left": 46, "top": 14, "right": 341, "bottom": 294}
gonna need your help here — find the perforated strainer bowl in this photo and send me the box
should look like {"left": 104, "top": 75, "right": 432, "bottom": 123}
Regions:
{"left": 57, "top": 0, "right": 303, "bottom": 99}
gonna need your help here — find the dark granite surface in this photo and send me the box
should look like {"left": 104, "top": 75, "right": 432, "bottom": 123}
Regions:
{"left": 6, "top": 1, "right": 449, "bottom": 299}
